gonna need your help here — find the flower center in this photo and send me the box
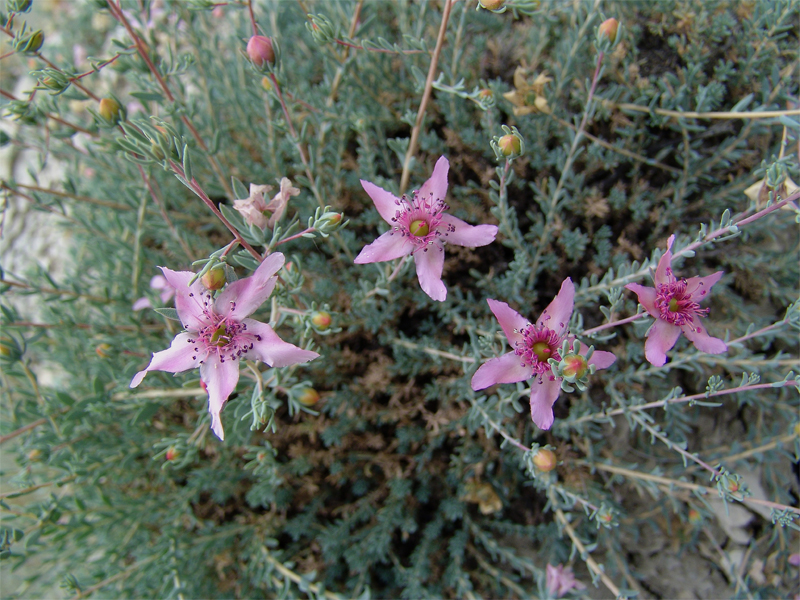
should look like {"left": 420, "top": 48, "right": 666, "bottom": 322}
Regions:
{"left": 514, "top": 324, "right": 563, "bottom": 375}
{"left": 655, "top": 278, "right": 709, "bottom": 327}
{"left": 389, "top": 191, "right": 455, "bottom": 252}
{"left": 531, "top": 341, "right": 552, "bottom": 362}
{"left": 209, "top": 324, "right": 231, "bottom": 347}
{"left": 409, "top": 219, "right": 429, "bottom": 237}
{"left": 184, "top": 291, "right": 265, "bottom": 365}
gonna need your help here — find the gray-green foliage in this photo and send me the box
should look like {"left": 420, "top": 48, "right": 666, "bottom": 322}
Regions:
{"left": 1, "top": 0, "right": 798, "bottom": 598}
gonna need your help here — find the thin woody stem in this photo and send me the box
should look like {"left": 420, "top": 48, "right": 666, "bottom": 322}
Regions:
{"left": 570, "top": 380, "right": 798, "bottom": 425}
{"left": 169, "top": 161, "right": 261, "bottom": 261}
{"left": 582, "top": 312, "right": 647, "bottom": 336}
{"left": 247, "top": 0, "right": 258, "bottom": 36}
{"left": 107, "top": 0, "right": 233, "bottom": 198}
{"left": 399, "top": 0, "right": 454, "bottom": 195}
{"left": 577, "top": 190, "right": 800, "bottom": 299}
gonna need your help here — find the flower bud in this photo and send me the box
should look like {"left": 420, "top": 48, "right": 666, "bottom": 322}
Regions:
{"left": 310, "top": 311, "right": 332, "bottom": 330}
{"left": 561, "top": 354, "right": 588, "bottom": 380}
{"left": 478, "top": 88, "right": 492, "bottom": 100}
{"left": 478, "top": 0, "right": 505, "bottom": 10}
{"left": 247, "top": 35, "right": 275, "bottom": 68}
{"left": 532, "top": 448, "right": 557, "bottom": 472}
{"left": 15, "top": 29, "right": 44, "bottom": 55}
{"left": 296, "top": 387, "right": 320, "bottom": 407}
{"left": 598, "top": 18, "right": 619, "bottom": 44}
{"left": 497, "top": 133, "right": 521, "bottom": 156}
{"left": 95, "top": 343, "right": 112, "bottom": 358}
{"left": 27, "top": 448, "right": 43, "bottom": 462}
{"left": 98, "top": 97, "right": 121, "bottom": 122}
{"left": 688, "top": 508, "right": 702, "bottom": 525}
{"left": 165, "top": 446, "right": 179, "bottom": 461}
{"left": 201, "top": 267, "right": 226, "bottom": 291}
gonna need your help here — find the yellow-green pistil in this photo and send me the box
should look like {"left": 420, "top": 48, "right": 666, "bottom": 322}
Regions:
{"left": 531, "top": 341, "right": 552, "bottom": 362}
{"left": 209, "top": 324, "right": 230, "bottom": 347}
{"left": 409, "top": 219, "right": 429, "bottom": 237}
{"left": 668, "top": 298, "right": 679, "bottom": 312}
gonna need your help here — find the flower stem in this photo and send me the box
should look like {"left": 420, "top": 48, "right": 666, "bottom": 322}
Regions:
{"left": 107, "top": 0, "right": 232, "bottom": 198}
{"left": 399, "top": 0, "right": 454, "bottom": 195}
{"left": 581, "top": 311, "right": 647, "bottom": 337}
{"left": 550, "top": 493, "right": 623, "bottom": 599}
{"left": 569, "top": 380, "right": 798, "bottom": 426}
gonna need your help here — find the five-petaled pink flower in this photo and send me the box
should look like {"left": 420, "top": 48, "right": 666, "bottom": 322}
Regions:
{"left": 471, "top": 278, "right": 616, "bottom": 430}
{"left": 130, "top": 253, "right": 319, "bottom": 440}
{"left": 625, "top": 234, "right": 726, "bottom": 367}
{"left": 354, "top": 156, "right": 498, "bottom": 301}
{"left": 545, "top": 563, "right": 586, "bottom": 598}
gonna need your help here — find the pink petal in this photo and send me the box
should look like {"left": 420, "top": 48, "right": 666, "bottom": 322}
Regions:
{"left": 216, "top": 252, "right": 284, "bottom": 319}
{"left": 588, "top": 350, "right": 617, "bottom": 370}
{"left": 413, "top": 243, "right": 447, "bottom": 301}
{"left": 130, "top": 332, "right": 201, "bottom": 388}
{"left": 150, "top": 274, "right": 169, "bottom": 290}
{"left": 159, "top": 267, "right": 209, "bottom": 330}
{"left": 242, "top": 319, "right": 320, "bottom": 367}
{"left": 360, "top": 179, "right": 403, "bottom": 225}
{"left": 536, "top": 278, "right": 574, "bottom": 337}
{"left": 682, "top": 323, "right": 727, "bottom": 355}
{"left": 654, "top": 234, "right": 675, "bottom": 285}
{"left": 625, "top": 283, "right": 658, "bottom": 316}
{"left": 471, "top": 352, "right": 532, "bottom": 390}
{"left": 200, "top": 353, "right": 240, "bottom": 441}
{"left": 529, "top": 376, "right": 561, "bottom": 430}
{"left": 417, "top": 156, "right": 449, "bottom": 202}
{"left": 487, "top": 299, "right": 528, "bottom": 347}
{"left": 439, "top": 214, "right": 498, "bottom": 247}
{"left": 685, "top": 271, "right": 723, "bottom": 302}
{"left": 354, "top": 230, "right": 414, "bottom": 264}
{"left": 132, "top": 297, "right": 152, "bottom": 311}
{"left": 644, "top": 319, "right": 681, "bottom": 367}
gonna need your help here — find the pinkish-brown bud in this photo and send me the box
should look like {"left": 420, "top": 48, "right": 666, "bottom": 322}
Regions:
{"left": 497, "top": 133, "right": 521, "bottom": 156}
{"left": 479, "top": 0, "right": 505, "bottom": 10}
{"left": 311, "top": 311, "right": 332, "bottom": 330}
{"left": 598, "top": 18, "right": 619, "bottom": 44}
{"left": 532, "top": 449, "right": 557, "bottom": 472}
{"left": 247, "top": 35, "right": 275, "bottom": 68}
{"left": 165, "top": 447, "right": 179, "bottom": 461}
{"left": 98, "top": 97, "right": 121, "bottom": 122}
{"left": 562, "top": 354, "right": 589, "bottom": 379}
{"left": 201, "top": 267, "right": 226, "bottom": 291}
{"left": 296, "top": 388, "right": 320, "bottom": 407}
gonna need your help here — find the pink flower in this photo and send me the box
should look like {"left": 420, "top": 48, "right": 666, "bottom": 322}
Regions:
{"left": 546, "top": 564, "right": 586, "bottom": 598}
{"left": 471, "top": 279, "right": 616, "bottom": 430}
{"left": 133, "top": 274, "right": 175, "bottom": 311}
{"left": 130, "top": 253, "right": 319, "bottom": 440}
{"left": 625, "top": 234, "right": 727, "bottom": 367}
{"left": 354, "top": 156, "right": 498, "bottom": 301}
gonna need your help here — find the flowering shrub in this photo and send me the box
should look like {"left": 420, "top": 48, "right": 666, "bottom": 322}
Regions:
{"left": 1, "top": 1, "right": 798, "bottom": 598}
